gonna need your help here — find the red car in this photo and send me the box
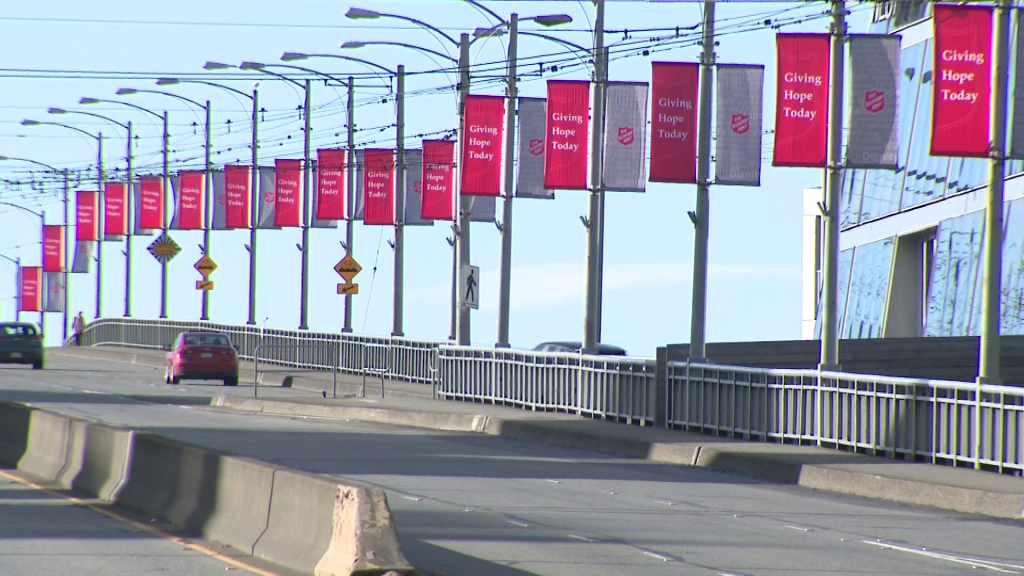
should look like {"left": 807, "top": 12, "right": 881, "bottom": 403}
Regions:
{"left": 164, "top": 331, "right": 239, "bottom": 386}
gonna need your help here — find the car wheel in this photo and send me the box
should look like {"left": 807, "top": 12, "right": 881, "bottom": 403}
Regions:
{"left": 31, "top": 360, "right": 43, "bottom": 370}
{"left": 223, "top": 375, "right": 238, "bottom": 387}
{"left": 170, "top": 372, "right": 181, "bottom": 385}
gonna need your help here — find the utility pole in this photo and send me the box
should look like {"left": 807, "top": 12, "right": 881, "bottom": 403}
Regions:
{"left": 819, "top": 0, "right": 846, "bottom": 371}
{"left": 393, "top": 65, "right": 406, "bottom": 337}
{"left": 201, "top": 101, "right": 212, "bottom": 321}
{"left": 96, "top": 133, "right": 103, "bottom": 320}
{"left": 496, "top": 13, "right": 519, "bottom": 348}
{"left": 689, "top": 2, "right": 716, "bottom": 361}
{"left": 299, "top": 79, "right": 312, "bottom": 330}
{"left": 160, "top": 112, "right": 170, "bottom": 319}
{"left": 247, "top": 88, "right": 259, "bottom": 325}
{"left": 455, "top": 33, "right": 472, "bottom": 345}
{"left": 62, "top": 169, "right": 70, "bottom": 341}
{"left": 344, "top": 77, "right": 356, "bottom": 333}
{"left": 582, "top": 0, "right": 606, "bottom": 354}
{"left": 978, "top": 0, "right": 1011, "bottom": 383}
{"left": 124, "top": 121, "right": 133, "bottom": 317}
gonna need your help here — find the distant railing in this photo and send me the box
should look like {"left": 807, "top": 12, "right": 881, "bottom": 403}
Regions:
{"left": 74, "top": 317, "right": 1024, "bottom": 475}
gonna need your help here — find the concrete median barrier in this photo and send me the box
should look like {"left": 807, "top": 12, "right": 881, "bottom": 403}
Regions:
{"left": 0, "top": 400, "right": 415, "bottom": 575}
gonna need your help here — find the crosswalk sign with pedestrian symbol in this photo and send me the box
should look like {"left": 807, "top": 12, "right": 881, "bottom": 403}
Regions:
{"left": 461, "top": 265, "right": 479, "bottom": 310}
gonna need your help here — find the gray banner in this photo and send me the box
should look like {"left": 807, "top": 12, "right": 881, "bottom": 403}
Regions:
{"left": 469, "top": 196, "right": 495, "bottom": 222}
{"left": 43, "top": 271, "right": 64, "bottom": 313}
{"left": 257, "top": 167, "right": 278, "bottom": 230}
{"left": 715, "top": 64, "right": 765, "bottom": 187}
{"left": 71, "top": 240, "right": 93, "bottom": 274}
{"left": 516, "top": 97, "right": 554, "bottom": 199}
{"left": 404, "top": 150, "right": 434, "bottom": 227}
{"left": 169, "top": 174, "right": 180, "bottom": 230}
{"left": 602, "top": 82, "right": 649, "bottom": 192}
{"left": 847, "top": 34, "right": 900, "bottom": 169}
{"left": 212, "top": 170, "right": 227, "bottom": 230}
{"left": 353, "top": 149, "right": 365, "bottom": 221}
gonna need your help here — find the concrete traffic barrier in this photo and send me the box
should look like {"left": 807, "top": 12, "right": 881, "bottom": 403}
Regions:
{"left": 0, "top": 400, "right": 415, "bottom": 575}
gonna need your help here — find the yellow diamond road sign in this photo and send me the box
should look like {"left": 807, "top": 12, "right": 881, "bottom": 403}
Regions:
{"left": 334, "top": 255, "right": 362, "bottom": 283}
{"left": 194, "top": 254, "right": 218, "bottom": 279}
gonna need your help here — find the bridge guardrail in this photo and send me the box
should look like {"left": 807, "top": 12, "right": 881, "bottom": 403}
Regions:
{"left": 668, "top": 361, "right": 1024, "bottom": 474}
{"left": 74, "top": 317, "right": 1024, "bottom": 474}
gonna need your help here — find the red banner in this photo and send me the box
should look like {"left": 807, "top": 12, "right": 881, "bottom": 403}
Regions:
{"left": 224, "top": 165, "right": 251, "bottom": 229}
{"left": 461, "top": 95, "right": 504, "bottom": 196}
{"left": 274, "top": 159, "right": 302, "bottom": 227}
{"left": 650, "top": 62, "right": 699, "bottom": 183}
{"left": 43, "top": 225, "right": 64, "bottom": 272}
{"left": 317, "top": 149, "right": 346, "bottom": 219}
{"left": 19, "top": 266, "right": 41, "bottom": 312}
{"left": 932, "top": 4, "right": 993, "bottom": 157}
{"left": 773, "top": 33, "right": 831, "bottom": 167}
{"left": 139, "top": 176, "right": 164, "bottom": 230}
{"left": 75, "top": 191, "right": 99, "bottom": 241}
{"left": 422, "top": 140, "right": 455, "bottom": 220}
{"left": 544, "top": 80, "right": 590, "bottom": 190}
{"left": 177, "top": 171, "right": 205, "bottom": 230}
{"left": 103, "top": 182, "right": 128, "bottom": 237}
{"left": 363, "top": 149, "right": 395, "bottom": 225}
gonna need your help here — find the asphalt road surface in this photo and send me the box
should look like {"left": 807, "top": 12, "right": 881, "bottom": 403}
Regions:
{"left": 0, "top": 466, "right": 294, "bottom": 576}
{"left": 1, "top": 356, "right": 1023, "bottom": 576}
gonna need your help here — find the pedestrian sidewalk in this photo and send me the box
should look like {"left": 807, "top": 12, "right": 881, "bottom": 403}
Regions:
{"left": 51, "top": 345, "right": 1024, "bottom": 522}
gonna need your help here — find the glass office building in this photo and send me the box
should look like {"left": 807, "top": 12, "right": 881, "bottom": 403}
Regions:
{"left": 804, "top": 2, "right": 1024, "bottom": 340}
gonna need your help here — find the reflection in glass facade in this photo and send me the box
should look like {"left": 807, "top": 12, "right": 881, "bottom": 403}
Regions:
{"left": 828, "top": 6, "right": 1024, "bottom": 339}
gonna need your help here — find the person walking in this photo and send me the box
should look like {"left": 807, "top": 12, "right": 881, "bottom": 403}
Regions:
{"left": 72, "top": 311, "right": 86, "bottom": 346}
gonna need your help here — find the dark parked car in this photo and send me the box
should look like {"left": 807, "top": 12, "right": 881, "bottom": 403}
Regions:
{"left": 164, "top": 331, "right": 239, "bottom": 386}
{"left": 0, "top": 322, "right": 44, "bottom": 370}
{"left": 532, "top": 341, "right": 628, "bottom": 356}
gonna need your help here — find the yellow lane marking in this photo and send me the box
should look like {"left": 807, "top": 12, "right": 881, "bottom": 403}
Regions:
{"left": 0, "top": 469, "right": 279, "bottom": 576}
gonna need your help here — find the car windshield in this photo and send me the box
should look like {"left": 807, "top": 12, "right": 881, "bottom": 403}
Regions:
{"left": 1, "top": 324, "right": 37, "bottom": 336}
{"left": 183, "top": 334, "right": 230, "bottom": 347}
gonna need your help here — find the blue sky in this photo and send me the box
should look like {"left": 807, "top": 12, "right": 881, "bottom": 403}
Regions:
{"left": 0, "top": 1, "right": 871, "bottom": 353}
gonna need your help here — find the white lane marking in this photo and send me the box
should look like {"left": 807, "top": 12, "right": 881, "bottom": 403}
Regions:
{"left": 654, "top": 500, "right": 673, "bottom": 506}
{"left": 643, "top": 551, "right": 671, "bottom": 562}
{"left": 862, "top": 540, "right": 1024, "bottom": 574}
{"left": 402, "top": 496, "right": 422, "bottom": 502}
{"left": 506, "top": 520, "right": 529, "bottom": 527}
{"left": 568, "top": 535, "right": 597, "bottom": 543}
{"left": 785, "top": 525, "right": 812, "bottom": 532}
{"left": 545, "top": 479, "right": 562, "bottom": 484}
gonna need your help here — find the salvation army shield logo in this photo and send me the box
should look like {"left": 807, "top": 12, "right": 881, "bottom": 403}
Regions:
{"left": 617, "top": 126, "right": 634, "bottom": 146}
{"left": 864, "top": 90, "right": 885, "bottom": 113}
{"left": 413, "top": 180, "right": 423, "bottom": 195}
{"left": 264, "top": 191, "right": 275, "bottom": 203}
{"left": 529, "top": 139, "right": 544, "bottom": 156}
{"left": 730, "top": 114, "right": 750, "bottom": 135}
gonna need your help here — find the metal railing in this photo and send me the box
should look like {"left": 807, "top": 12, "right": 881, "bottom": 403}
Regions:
{"left": 72, "top": 317, "right": 1024, "bottom": 474}
{"left": 253, "top": 343, "right": 339, "bottom": 399}
{"left": 436, "top": 345, "right": 657, "bottom": 425}
{"left": 670, "top": 362, "right": 1024, "bottom": 474}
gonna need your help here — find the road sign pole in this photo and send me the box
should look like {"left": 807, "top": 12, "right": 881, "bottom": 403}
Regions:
{"left": 496, "top": 13, "right": 519, "bottom": 349}
{"left": 62, "top": 169, "right": 70, "bottom": 342}
{"left": 393, "top": 65, "right": 406, "bottom": 337}
{"left": 160, "top": 111, "right": 170, "bottom": 319}
{"left": 247, "top": 87, "right": 259, "bottom": 325}
{"left": 201, "top": 100, "right": 212, "bottom": 321}
{"left": 343, "top": 77, "right": 355, "bottom": 333}
{"left": 95, "top": 132, "right": 103, "bottom": 320}
{"left": 299, "top": 79, "right": 312, "bottom": 330}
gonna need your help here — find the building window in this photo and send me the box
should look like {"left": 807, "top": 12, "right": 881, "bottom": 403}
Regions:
{"left": 842, "top": 237, "right": 896, "bottom": 339}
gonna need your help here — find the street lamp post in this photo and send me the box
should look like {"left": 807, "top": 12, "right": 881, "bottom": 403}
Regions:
{"left": 172, "top": 72, "right": 261, "bottom": 326}
{"left": 80, "top": 97, "right": 170, "bottom": 319}
{"left": 0, "top": 156, "right": 71, "bottom": 339}
{"left": 116, "top": 88, "right": 212, "bottom": 321}
{"left": 48, "top": 108, "right": 134, "bottom": 319}
{"left": 0, "top": 202, "right": 46, "bottom": 334}
{"left": 21, "top": 120, "right": 103, "bottom": 321}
